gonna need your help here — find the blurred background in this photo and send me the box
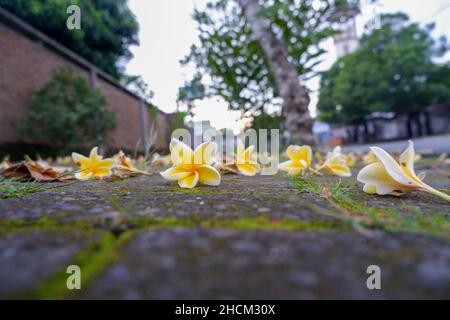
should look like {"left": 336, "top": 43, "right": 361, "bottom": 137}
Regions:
{"left": 0, "top": 0, "right": 449, "bottom": 158}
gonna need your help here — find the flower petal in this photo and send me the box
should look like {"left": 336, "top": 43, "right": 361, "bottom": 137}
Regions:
{"left": 279, "top": 160, "right": 297, "bottom": 172}
{"left": 89, "top": 147, "right": 102, "bottom": 164}
{"left": 193, "top": 141, "right": 216, "bottom": 165}
{"left": 160, "top": 165, "right": 192, "bottom": 181}
{"left": 287, "top": 167, "right": 303, "bottom": 176}
{"left": 244, "top": 145, "right": 256, "bottom": 162}
{"left": 370, "top": 146, "right": 416, "bottom": 186}
{"left": 324, "top": 156, "right": 351, "bottom": 177}
{"left": 287, "top": 145, "right": 312, "bottom": 165}
{"left": 196, "top": 165, "right": 221, "bottom": 185}
{"left": 93, "top": 168, "right": 112, "bottom": 178}
{"left": 178, "top": 171, "right": 199, "bottom": 189}
{"left": 97, "top": 158, "right": 116, "bottom": 169}
{"left": 236, "top": 163, "right": 260, "bottom": 176}
{"left": 363, "top": 183, "right": 378, "bottom": 194}
{"left": 399, "top": 140, "right": 422, "bottom": 184}
{"left": 357, "top": 162, "right": 405, "bottom": 195}
{"left": 72, "top": 152, "right": 90, "bottom": 168}
{"left": 74, "top": 171, "right": 93, "bottom": 181}
{"left": 170, "top": 139, "right": 194, "bottom": 165}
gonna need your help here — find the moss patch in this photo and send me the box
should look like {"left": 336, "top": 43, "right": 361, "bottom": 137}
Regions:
{"left": 31, "top": 231, "right": 135, "bottom": 299}
{"left": 291, "top": 176, "right": 450, "bottom": 239}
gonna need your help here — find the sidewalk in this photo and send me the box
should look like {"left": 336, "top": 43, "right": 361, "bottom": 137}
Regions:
{"left": 1, "top": 170, "right": 449, "bottom": 299}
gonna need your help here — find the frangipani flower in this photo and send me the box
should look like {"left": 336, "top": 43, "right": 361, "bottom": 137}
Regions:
{"left": 343, "top": 152, "right": 357, "bottom": 167}
{"left": 72, "top": 147, "right": 115, "bottom": 180}
{"left": 357, "top": 141, "right": 450, "bottom": 202}
{"left": 362, "top": 151, "right": 377, "bottom": 165}
{"left": 160, "top": 139, "right": 221, "bottom": 188}
{"left": 316, "top": 146, "right": 351, "bottom": 177}
{"left": 115, "top": 151, "right": 152, "bottom": 176}
{"left": 151, "top": 153, "right": 172, "bottom": 167}
{"left": 279, "top": 145, "right": 312, "bottom": 176}
{"left": 234, "top": 140, "right": 260, "bottom": 176}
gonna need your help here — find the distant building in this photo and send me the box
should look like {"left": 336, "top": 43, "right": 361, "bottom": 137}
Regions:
{"left": 327, "top": 103, "right": 450, "bottom": 144}
{"left": 328, "top": 2, "right": 360, "bottom": 58}
{"left": 312, "top": 121, "right": 331, "bottom": 145}
{"left": 333, "top": 18, "right": 359, "bottom": 58}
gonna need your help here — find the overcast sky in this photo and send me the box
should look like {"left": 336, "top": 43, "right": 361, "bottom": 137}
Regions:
{"left": 126, "top": 0, "right": 450, "bottom": 132}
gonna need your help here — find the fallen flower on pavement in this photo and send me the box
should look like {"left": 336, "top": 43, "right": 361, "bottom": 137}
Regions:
{"left": 115, "top": 151, "right": 152, "bottom": 176}
{"left": 215, "top": 154, "right": 240, "bottom": 174}
{"left": 279, "top": 145, "right": 313, "bottom": 176}
{"left": 72, "top": 147, "right": 115, "bottom": 180}
{"left": 357, "top": 140, "right": 450, "bottom": 202}
{"left": 316, "top": 146, "right": 351, "bottom": 177}
{"left": 150, "top": 153, "right": 172, "bottom": 167}
{"left": 343, "top": 152, "right": 357, "bottom": 167}
{"left": 233, "top": 140, "right": 260, "bottom": 176}
{"left": 160, "top": 139, "right": 221, "bottom": 188}
{"left": 0, "top": 156, "right": 11, "bottom": 170}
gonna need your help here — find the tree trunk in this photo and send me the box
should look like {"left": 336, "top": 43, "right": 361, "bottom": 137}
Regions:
{"left": 363, "top": 121, "right": 369, "bottom": 143}
{"left": 236, "top": 0, "right": 314, "bottom": 145}
{"left": 352, "top": 126, "right": 358, "bottom": 143}
{"left": 415, "top": 113, "right": 423, "bottom": 137}
{"left": 406, "top": 114, "right": 413, "bottom": 138}
{"left": 424, "top": 111, "right": 432, "bottom": 135}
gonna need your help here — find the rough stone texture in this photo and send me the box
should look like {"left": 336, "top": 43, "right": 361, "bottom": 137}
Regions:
{"left": 0, "top": 175, "right": 334, "bottom": 223}
{"left": 345, "top": 166, "right": 450, "bottom": 218}
{"left": 0, "top": 230, "right": 92, "bottom": 298}
{"left": 0, "top": 167, "right": 449, "bottom": 299}
{"left": 84, "top": 228, "right": 450, "bottom": 299}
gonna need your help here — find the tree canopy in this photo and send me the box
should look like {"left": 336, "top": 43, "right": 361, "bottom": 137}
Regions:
{"left": 179, "top": 0, "right": 338, "bottom": 116}
{"left": 0, "top": 0, "right": 139, "bottom": 79}
{"left": 317, "top": 12, "right": 450, "bottom": 124}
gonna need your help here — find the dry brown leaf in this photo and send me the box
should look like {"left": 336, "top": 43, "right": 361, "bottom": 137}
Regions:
{"left": 218, "top": 164, "right": 240, "bottom": 175}
{"left": 0, "top": 161, "right": 73, "bottom": 181}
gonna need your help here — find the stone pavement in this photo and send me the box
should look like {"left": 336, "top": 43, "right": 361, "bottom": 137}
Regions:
{"left": 0, "top": 169, "right": 449, "bottom": 299}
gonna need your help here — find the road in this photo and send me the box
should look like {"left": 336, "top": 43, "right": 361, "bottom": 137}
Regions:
{"left": 342, "top": 133, "right": 450, "bottom": 154}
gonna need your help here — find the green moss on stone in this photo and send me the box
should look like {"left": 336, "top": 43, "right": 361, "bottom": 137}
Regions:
{"left": 32, "top": 231, "right": 135, "bottom": 299}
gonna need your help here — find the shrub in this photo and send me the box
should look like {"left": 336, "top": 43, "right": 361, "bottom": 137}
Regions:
{"left": 20, "top": 67, "right": 116, "bottom": 153}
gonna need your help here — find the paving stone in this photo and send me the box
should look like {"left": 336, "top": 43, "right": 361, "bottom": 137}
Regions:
{"left": 0, "top": 230, "right": 94, "bottom": 298}
{"left": 0, "top": 175, "right": 333, "bottom": 223}
{"left": 83, "top": 228, "right": 450, "bottom": 299}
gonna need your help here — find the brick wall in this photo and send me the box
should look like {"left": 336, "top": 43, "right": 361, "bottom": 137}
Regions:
{"left": 0, "top": 11, "right": 172, "bottom": 153}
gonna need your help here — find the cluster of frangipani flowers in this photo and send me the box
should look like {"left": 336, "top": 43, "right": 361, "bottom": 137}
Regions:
{"left": 71, "top": 147, "right": 150, "bottom": 180}
{"left": 71, "top": 140, "right": 450, "bottom": 203}
{"left": 279, "top": 145, "right": 351, "bottom": 177}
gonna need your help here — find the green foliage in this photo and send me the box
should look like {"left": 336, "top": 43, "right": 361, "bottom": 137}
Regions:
{"left": 317, "top": 12, "right": 450, "bottom": 124}
{"left": 181, "top": 0, "right": 337, "bottom": 114}
{"left": 20, "top": 67, "right": 116, "bottom": 152}
{"left": 0, "top": 0, "right": 139, "bottom": 78}
{"left": 250, "top": 112, "right": 284, "bottom": 131}
{"left": 121, "top": 74, "right": 155, "bottom": 103}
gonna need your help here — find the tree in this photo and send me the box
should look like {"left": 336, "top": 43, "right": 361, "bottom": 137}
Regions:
{"left": 181, "top": 0, "right": 339, "bottom": 144}
{"left": 0, "top": 0, "right": 139, "bottom": 79}
{"left": 20, "top": 67, "right": 116, "bottom": 153}
{"left": 317, "top": 12, "right": 450, "bottom": 137}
